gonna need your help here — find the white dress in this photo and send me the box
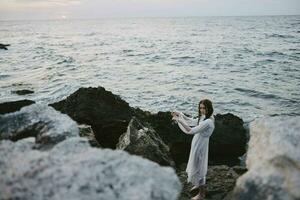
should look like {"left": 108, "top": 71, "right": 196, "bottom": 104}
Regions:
{"left": 174, "top": 111, "right": 215, "bottom": 186}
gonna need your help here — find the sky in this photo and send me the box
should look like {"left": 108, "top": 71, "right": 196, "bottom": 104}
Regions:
{"left": 0, "top": 0, "right": 299, "bottom": 20}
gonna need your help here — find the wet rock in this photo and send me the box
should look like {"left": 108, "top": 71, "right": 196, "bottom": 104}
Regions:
{"left": 0, "top": 99, "right": 35, "bottom": 114}
{"left": 0, "top": 137, "right": 182, "bottom": 200}
{"left": 176, "top": 163, "right": 247, "bottom": 200}
{"left": 0, "top": 104, "right": 79, "bottom": 148}
{"left": 49, "top": 86, "right": 134, "bottom": 149}
{"left": 11, "top": 89, "right": 34, "bottom": 95}
{"left": 116, "top": 116, "right": 175, "bottom": 167}
{"left": 49, "top": 87, "right": 247, "bottom": 166}
{"left": 133, "top": 110, "right": 194, "bottom": 167}
{"left": 232, "top": 116, "right": 300, "bottom": 200}
{"left": 0, "top": 43, "right": 10, "bottom": 50}
{"left": 209, "top": 113, "right": 248, "bottom": 165}
{"left": 134, "top": 110, "right": 248, "bottom": 167}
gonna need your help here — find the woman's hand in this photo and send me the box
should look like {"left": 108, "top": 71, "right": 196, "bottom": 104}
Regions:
{"left": 171, "top": 111, "right": 180, "bottom": 117}
{"left": 172, "top": 115, "right": 179, "bottom": 124}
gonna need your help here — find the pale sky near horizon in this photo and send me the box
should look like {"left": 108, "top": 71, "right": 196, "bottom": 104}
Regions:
{"left": 0, "top": 0, "right": 299, "bottom": 20}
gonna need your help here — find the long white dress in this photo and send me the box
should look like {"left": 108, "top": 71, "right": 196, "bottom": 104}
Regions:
{"left": 174, "top": 111, "right": 215, "bottom": 186}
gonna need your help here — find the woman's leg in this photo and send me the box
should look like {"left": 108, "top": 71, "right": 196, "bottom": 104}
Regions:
{"left": 191, "top": 177, "right": 206, "bottom": 199}
{"left": 191, "top": 185, "right": 206, "bottom": 200}
{"left": 199, "top": 185, "right": 206, "bottom": 198}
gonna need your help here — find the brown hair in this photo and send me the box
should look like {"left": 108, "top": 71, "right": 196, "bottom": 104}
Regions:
{"left": 197, "top": 99, "right": 214, "bottom": 124}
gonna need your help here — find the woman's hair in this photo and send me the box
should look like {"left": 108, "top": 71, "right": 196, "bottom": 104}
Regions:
{"left": 197, "top": 99, "right": 214, "bottom": 124}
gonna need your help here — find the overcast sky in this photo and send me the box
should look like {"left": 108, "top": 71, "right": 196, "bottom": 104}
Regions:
{"left": 0, "top": 0, "right": 299, "bottom": 20}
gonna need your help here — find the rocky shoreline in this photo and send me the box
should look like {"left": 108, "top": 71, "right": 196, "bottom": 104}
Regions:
{"left": 1, "top": 86, "right": 297, "bottom": 199}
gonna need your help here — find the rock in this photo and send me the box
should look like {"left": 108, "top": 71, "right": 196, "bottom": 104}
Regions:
{"left": 135, "top": 110, "right": 248, "bottom": 167}
{"left": 209, "top": 113, "right": 248, "bottom": 166}
{"left": 0, "top": 99, "right": 35, "bottom": 114}
{"left": 176, "top": 163, "right": 247, "bottom": 200}
{"left": 116, "top": 116, "right": 175, "bottom": 167}
{"left": 50, "top": 87, "right": 247, "bottom": 166}
{"left": 0, "top": 104, "right": 79, "bottom": 148}
{"left": 0, "top": 43, "right": 10, "bottom": 50}
{"left": 0, "top": 137, "right": 182, "bottom": 200}
{"left": 78, "top": 124, "right": 101, "bottom": 147}
{"left": 11, "top": 89, "right": 34, "bottom": 95}
{"left": 49, "top": 86, "right": 134, "bottom": 149}
{"left": 232, "top": 116, "right": 300, "bottom": 200}
{"left": 133, "top": 110, "right": 196, "bottom": 167}
{"left": 231, "top": 165, "right": 248, "bottom": 176}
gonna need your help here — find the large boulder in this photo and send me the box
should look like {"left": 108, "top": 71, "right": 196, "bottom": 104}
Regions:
{"left": 209, "top": 113, "right": 248, "bottom": 165}
{"left": 133, "top": 109, "right": 193, "bottom": 167}
{"left": 135, "top": 110, "right": 248, "bottom": 166}
{"left": 0, "top": 104, "right": 79, "bottom": 148}
{"left": 232, "top": 116, "right": 300, "bottom": 200}
{"left": 49, "top": 86, "right": 134, "bottom": 149}
{"left": 116, "top": 116, "right": 175, "bottom": 167}
{"left": 49, "top": 87, "right": 247, "bottom": 166}
{"left": 0, "top": 137, "right": 182, "bottom": 200}
{"left": 0, "top": 99, "right": 35, "bottom": 114}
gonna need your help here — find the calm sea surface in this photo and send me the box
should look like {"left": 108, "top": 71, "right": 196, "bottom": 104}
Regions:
{"left": 0, "top": 16, "right": 299, "bottom": 123}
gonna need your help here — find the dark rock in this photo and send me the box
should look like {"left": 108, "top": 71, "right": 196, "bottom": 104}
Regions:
{"left": 133, "top": 110, "right": 248, "bottom": 167}
{"left": 11, "top": 89, "right": 34, "bottom": 95}
{"left": 0, "top": 104, "right": 79, "bottom": 148}
{"left": 116, "top": 116, "right": 175, "bottom": 167}
{"left": 0, "top": 99, "right": 35, "bottom": 114}
{"left": 49, "top": 86, "right": 134, "bottom": 149}
{"left": 50, "top": 87, "right": 247, "bottom": 166}
{"left": 232, "top": 165, "right": 248, "bottom": 175}
{"left": 209, "top": 113, "right": 248, "bottom": 166}
{"left": 177, "top": 163, "right": 246, "bottom": 200}
{"left": 132, "top": 109, "right": 193, "bottom": 168}
{"left": 0, "top": 43, "right": 10, "bottom": 50}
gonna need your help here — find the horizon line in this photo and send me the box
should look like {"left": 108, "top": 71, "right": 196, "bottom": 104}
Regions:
{"left": 0, "top": 14, "right": 299, "bottom": 22}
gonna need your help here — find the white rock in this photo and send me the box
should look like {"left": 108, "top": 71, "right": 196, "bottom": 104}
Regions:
{"left": 0, "top": 137, "right": 182, "bottom": 200}
{"left": 232, "top": 116, "right": 300, "bottom": 200}
{"left": 0, "top": 104, "right": 79, "bottom": 147}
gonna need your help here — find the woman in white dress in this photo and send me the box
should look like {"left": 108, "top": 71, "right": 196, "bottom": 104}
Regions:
{"left": 171, "top": 99, "right": 215, "bottom": 200}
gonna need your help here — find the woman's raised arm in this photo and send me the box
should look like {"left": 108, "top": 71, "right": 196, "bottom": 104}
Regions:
{"left": 176, "top": 111, "right": 198, "bottom": 127}
{"left": 176, "top": 117, "right": 210, "bottom": 135}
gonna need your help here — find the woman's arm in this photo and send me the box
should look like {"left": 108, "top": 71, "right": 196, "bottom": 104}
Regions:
{"left": 174, "top": 111, "right": 198, "bottom": 127}
{"left": 174, "top": 116, "right": 210, "bottom": 135}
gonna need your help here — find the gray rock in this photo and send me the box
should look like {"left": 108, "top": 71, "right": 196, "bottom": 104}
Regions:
{"left": 0, "top": 137, "right": 182, "bottom": 200}
{"left": 116, "top": 116, "right": 175, "bottom": 167}
{"left": 0, "top": 104, "right": 79, "bottom": 148}
{"left": 78, "top": 124, "right": 101, "bottom": 147}
{"left": 177, "top": 163, "right": 247, "bottom": 200}
{"left": 232, "top": 116, "right": 300, "bottom": 200}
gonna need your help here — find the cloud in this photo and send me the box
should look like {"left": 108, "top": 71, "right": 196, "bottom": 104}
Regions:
{"left": 0, "top": 0, "right": 299, "bottom": 20}
{"left": 1, "top": 0, "right": 82, "bottom": 10}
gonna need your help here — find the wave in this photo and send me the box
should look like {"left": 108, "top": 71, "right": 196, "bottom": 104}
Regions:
{"left": 122, "top": 49, "right": 134, "bottom": 53}
{"left": 57, "top": 56, "right": 75, "bottom": 64}
{"left": 234, "top": 88, "right": 298, "bottom": 104}
{"left": 256, "top": 51, "right": 286, "bottom": 57}
{"left": 0, "top": 74, "right": 10, "bottom": 80}
{"left": 171, "top": 56, "right": 195, "bottom": 60}
{"left": 266, "top": 33, "right": 295, "bottom": 39}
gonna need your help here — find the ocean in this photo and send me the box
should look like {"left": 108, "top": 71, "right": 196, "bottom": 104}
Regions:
{"left": 0, "top": 15, "right": 299, "bottom": 123}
